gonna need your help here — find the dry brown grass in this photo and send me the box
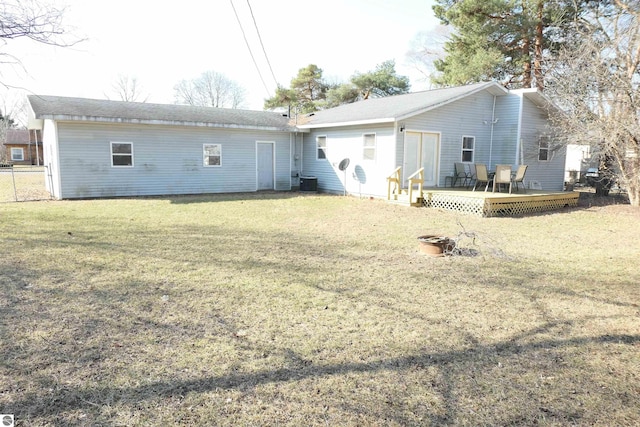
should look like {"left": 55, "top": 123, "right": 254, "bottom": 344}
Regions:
{"left": 1, "top": 193, "right": 639, "bottom": 426}
{"left": 0, "top": 167, "right": 50, "bottom": 203}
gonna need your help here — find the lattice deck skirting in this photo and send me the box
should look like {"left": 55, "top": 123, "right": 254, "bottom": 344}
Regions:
{"left": 422, "top": 190, "right": 580, "bottom": 217}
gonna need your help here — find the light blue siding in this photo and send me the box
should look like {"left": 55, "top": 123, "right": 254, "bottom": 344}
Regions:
{"left": 517, "top": 97, "right": 566, "bottom": 191}
{"left": 402, "top": 91, "right": 508, "bottom": 186}
{"left": 56, "top": 122, "right": 291, "bottom": 199}
{"left": 302, "top": 124, "right": 396, "bottom": 196}
{"left": 491, "top": 93, "right": 521, "bottom": 169}
{"left": 300, "top": 89, "right": 566, "bottom": 196}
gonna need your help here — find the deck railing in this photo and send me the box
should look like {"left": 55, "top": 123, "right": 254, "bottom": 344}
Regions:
{"left": 406, "top": 167, "right": 424, "bottom": 204}
{"left": 386, "top": 166, "right": 402, "bottom": 201}
{"left": 386, "top": 167, "right": 424, "bottom": 205}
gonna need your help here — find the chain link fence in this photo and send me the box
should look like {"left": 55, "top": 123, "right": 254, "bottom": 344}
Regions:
{"left": 0, "top": 165, "right": 52, "bottom": 203}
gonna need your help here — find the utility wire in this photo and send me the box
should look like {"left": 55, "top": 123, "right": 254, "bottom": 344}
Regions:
{"left": 229, "top": 0, "right": 271, "bottom": 97}
{"left": 246, "top": 0, "right": 279, "bottom": 88}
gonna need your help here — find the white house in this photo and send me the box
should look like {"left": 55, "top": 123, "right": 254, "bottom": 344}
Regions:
{"left": 27, "top": 82, "right": 565, "bottom": 200}
{"left": 27, "top": 95, "right": 298, "bottom": 199}
{"left": 295, "top": 82, "right": 565, "bottom": 197}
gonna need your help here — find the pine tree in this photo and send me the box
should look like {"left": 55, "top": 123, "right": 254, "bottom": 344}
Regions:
{"left": 432, "top": 0, "right": 586, "bottom": 90}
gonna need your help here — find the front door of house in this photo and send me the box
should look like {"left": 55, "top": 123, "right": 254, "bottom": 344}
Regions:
{"left": 402, "top": 131, "right": 439, "bottom": 187}
{"left": 257, "top": 142, "right": 274, "bottom": 190}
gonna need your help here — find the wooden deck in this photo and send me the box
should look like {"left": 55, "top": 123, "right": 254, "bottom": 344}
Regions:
{"left": 420, "top": 187, "right": 580, "bottom": 217}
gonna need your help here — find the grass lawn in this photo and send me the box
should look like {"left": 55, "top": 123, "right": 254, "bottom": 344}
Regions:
{"left": 1, "top": 193, "right": 639, "bottom": 426}
{"left": 0, "top": 167, "right": 50, "bottom": 203}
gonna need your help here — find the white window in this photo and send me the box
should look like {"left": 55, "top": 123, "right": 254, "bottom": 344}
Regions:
{"left": 316, "top": 136, "right": 327, "bottom": 160}
{"left": 363, "top": 133, "right": 376, "bottom": 160}
{"left": 462, "top": 136, "right": 475, "bottom": 162}
{"left": 203, "top": 144, "right": 222, "bottom": 166}
{"left": 11, "top": 147, "right": 24, "bottom": 161}
{"left": 538, "top": 136, "right": 550, "bottom": 161}
{"left": 111, "top": 142, "right": 133, "bottom": 167}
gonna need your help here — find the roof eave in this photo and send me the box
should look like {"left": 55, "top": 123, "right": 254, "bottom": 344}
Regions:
{"left": 36, "top": 114, "right": 296, "bottom": 132}
{"left": 297, "top": 117, "right": 396, "bottom": 129}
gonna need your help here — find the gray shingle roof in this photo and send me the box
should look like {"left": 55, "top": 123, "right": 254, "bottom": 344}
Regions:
{"left": 28, "top": 95, "right": 294, "bottom": 131}
{"left": 296, "top": 82, "right": 508, "bottom": 128}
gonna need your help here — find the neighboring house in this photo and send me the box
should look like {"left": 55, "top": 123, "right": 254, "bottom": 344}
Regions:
{"left": 565, "top": 144, "right": 593, "bottom": 184}
{"left": 296, "top": 81, "right": 566, "bottom": 196}
{"left": 27, "top": 82, "right": 565, "bottom": 200}
{"left": 27, "top": 96, "right": 297, "bottom": 199}
{"left": 2, "top": 129, "right": 43, "bottom": 165}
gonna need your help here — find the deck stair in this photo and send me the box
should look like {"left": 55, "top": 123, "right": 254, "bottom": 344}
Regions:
{"left": 386, "top": 167, "right": 424, "bottom": 207}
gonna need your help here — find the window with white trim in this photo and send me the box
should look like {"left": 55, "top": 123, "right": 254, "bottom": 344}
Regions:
{"left": 110, "top": 142, "right": 133, "bottom": 167}
{"left": 538, "top": 136, "right": 550, "bottom": 161}
{"left": 11, "top": 147, "right": 24, "bottom": 161}
{"left": 363, "top": 133, "right": 376, "bottom": 160}
{"left": 316, "top": 135, "right": 327, "bottom": 160}
{"left": 203, "top": 144, "right": 222, "bottom": 166}
{"left": 462, "top": 136, "right": 475, "bottom": 162}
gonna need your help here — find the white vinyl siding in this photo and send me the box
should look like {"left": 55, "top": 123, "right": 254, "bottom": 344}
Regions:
{"left": 203, "top": 143, "right": 222, "bottom": 166}
{"left": 462, "top": 136, "right": 475, "bottom": 162}
{"left": 303, "top": 125, "right": 396, "bottom": 197}
{"left": 111, "top": 142, "right": 133, "bottom": 167}
{"left": 401, "top": 91, "right": 514, "bottom": 186}
{"left": 54, "top": 122, "right": 291, "bottom": 199}
{"left": 316, "top": 135, "right": 327, "bottom": 160}
{"left": 10, "top": 147, "right": 24, "bottom": 161}
{"left": 518, "top": 94, "right": 566, "bottom": 190}
{"left": 363, "top": 133, "right": 376, "bottom": 160}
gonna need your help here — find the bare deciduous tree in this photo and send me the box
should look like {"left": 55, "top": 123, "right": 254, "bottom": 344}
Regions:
{"left": 174, "top": 71, "right": 246, "bottom": 109}
{"left": 546, "top": 0, "right": 640, "bottom": 206}
{"left": 405, "top": 25, "right": 451, "bottom": 87}
{"left": 0, "top": 91, "right": 27, "bottom": 163}
{"left": 108, "top": 75, "right": 148, "bottom": 102}
{"left": 1, "top": 0, "right": 81, "bottom": 79}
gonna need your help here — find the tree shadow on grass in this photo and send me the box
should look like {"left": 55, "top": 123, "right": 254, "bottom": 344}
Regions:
{"left": 3, "top": 218, "right": 640, "bottom": 424}
{"left": 5, "top": 326, "right": 639, "bottom": 424}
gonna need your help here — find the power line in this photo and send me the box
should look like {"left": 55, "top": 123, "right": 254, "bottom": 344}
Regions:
{"left": 229, "top": 0, "right": 271, "bottom": 98}
{"left": 246, "top": 0, "right": 279, "bottom": 88}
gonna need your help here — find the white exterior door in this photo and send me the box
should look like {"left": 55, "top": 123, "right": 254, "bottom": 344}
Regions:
{"left": 403, "top": 131, "right": 440, "bottom": 187}
{"left": 257, "top": 142, "right": 274, "bottom": 190}
{"left": 403, "top": 132, "right": 421, "bottom": 186}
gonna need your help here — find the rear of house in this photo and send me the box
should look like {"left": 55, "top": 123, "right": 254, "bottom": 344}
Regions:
{"left": 297, "top": 82, "right": 567, "bottom": 198}
{"left": 28, "top": 96, "right": 296, "bottom": 199}
{"left": 26, "top": 83, "right": 567, "bottom": 201}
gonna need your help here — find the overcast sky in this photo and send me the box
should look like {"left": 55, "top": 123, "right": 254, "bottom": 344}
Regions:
{"left": 3, "top": 0, "right": 439, "bottom": 113}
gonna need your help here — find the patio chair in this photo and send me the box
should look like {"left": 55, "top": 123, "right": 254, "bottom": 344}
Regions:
{"left": 473, "top": 164, "right": 492, "bottom": 191}
{"left": 511, "top": 165, "right": 528, "bottom": 193}
{"left": 465, "top": 163, "right": 477, "bottom": 188}
{"left": 454, "top": 162, "right": 471, "bottom": 187}
{"left": 493, "top": 164, "right": 513, "bottom": 193}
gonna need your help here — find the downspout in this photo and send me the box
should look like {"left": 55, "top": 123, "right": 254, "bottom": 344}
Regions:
{"left": 515, "top": 92, "right": 524, "bottom": 166}
{"left": 488, "top": 95, "right": 496, "bottom": 168}
{"left": 299, "top": 132, "right": 304, "bottom": 176}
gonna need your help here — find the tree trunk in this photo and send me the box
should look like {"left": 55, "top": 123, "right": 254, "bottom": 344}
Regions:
{"left": 534, "top": 1, "right": 544, "bottom": 91}
{"left": 522, "top": 36, "right": 532, "bottom": 88}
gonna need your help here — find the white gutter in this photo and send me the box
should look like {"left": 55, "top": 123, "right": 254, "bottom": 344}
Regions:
{"left": 296, "top": 117, "right": 395, "bottom": 129}
{"left": 37, "top": 115, "right": 296, "bottom": 132}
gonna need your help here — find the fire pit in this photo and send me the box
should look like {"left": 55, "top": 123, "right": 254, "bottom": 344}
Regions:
{"left": 417, "top": 235, "right": 456, "bottom": 257}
